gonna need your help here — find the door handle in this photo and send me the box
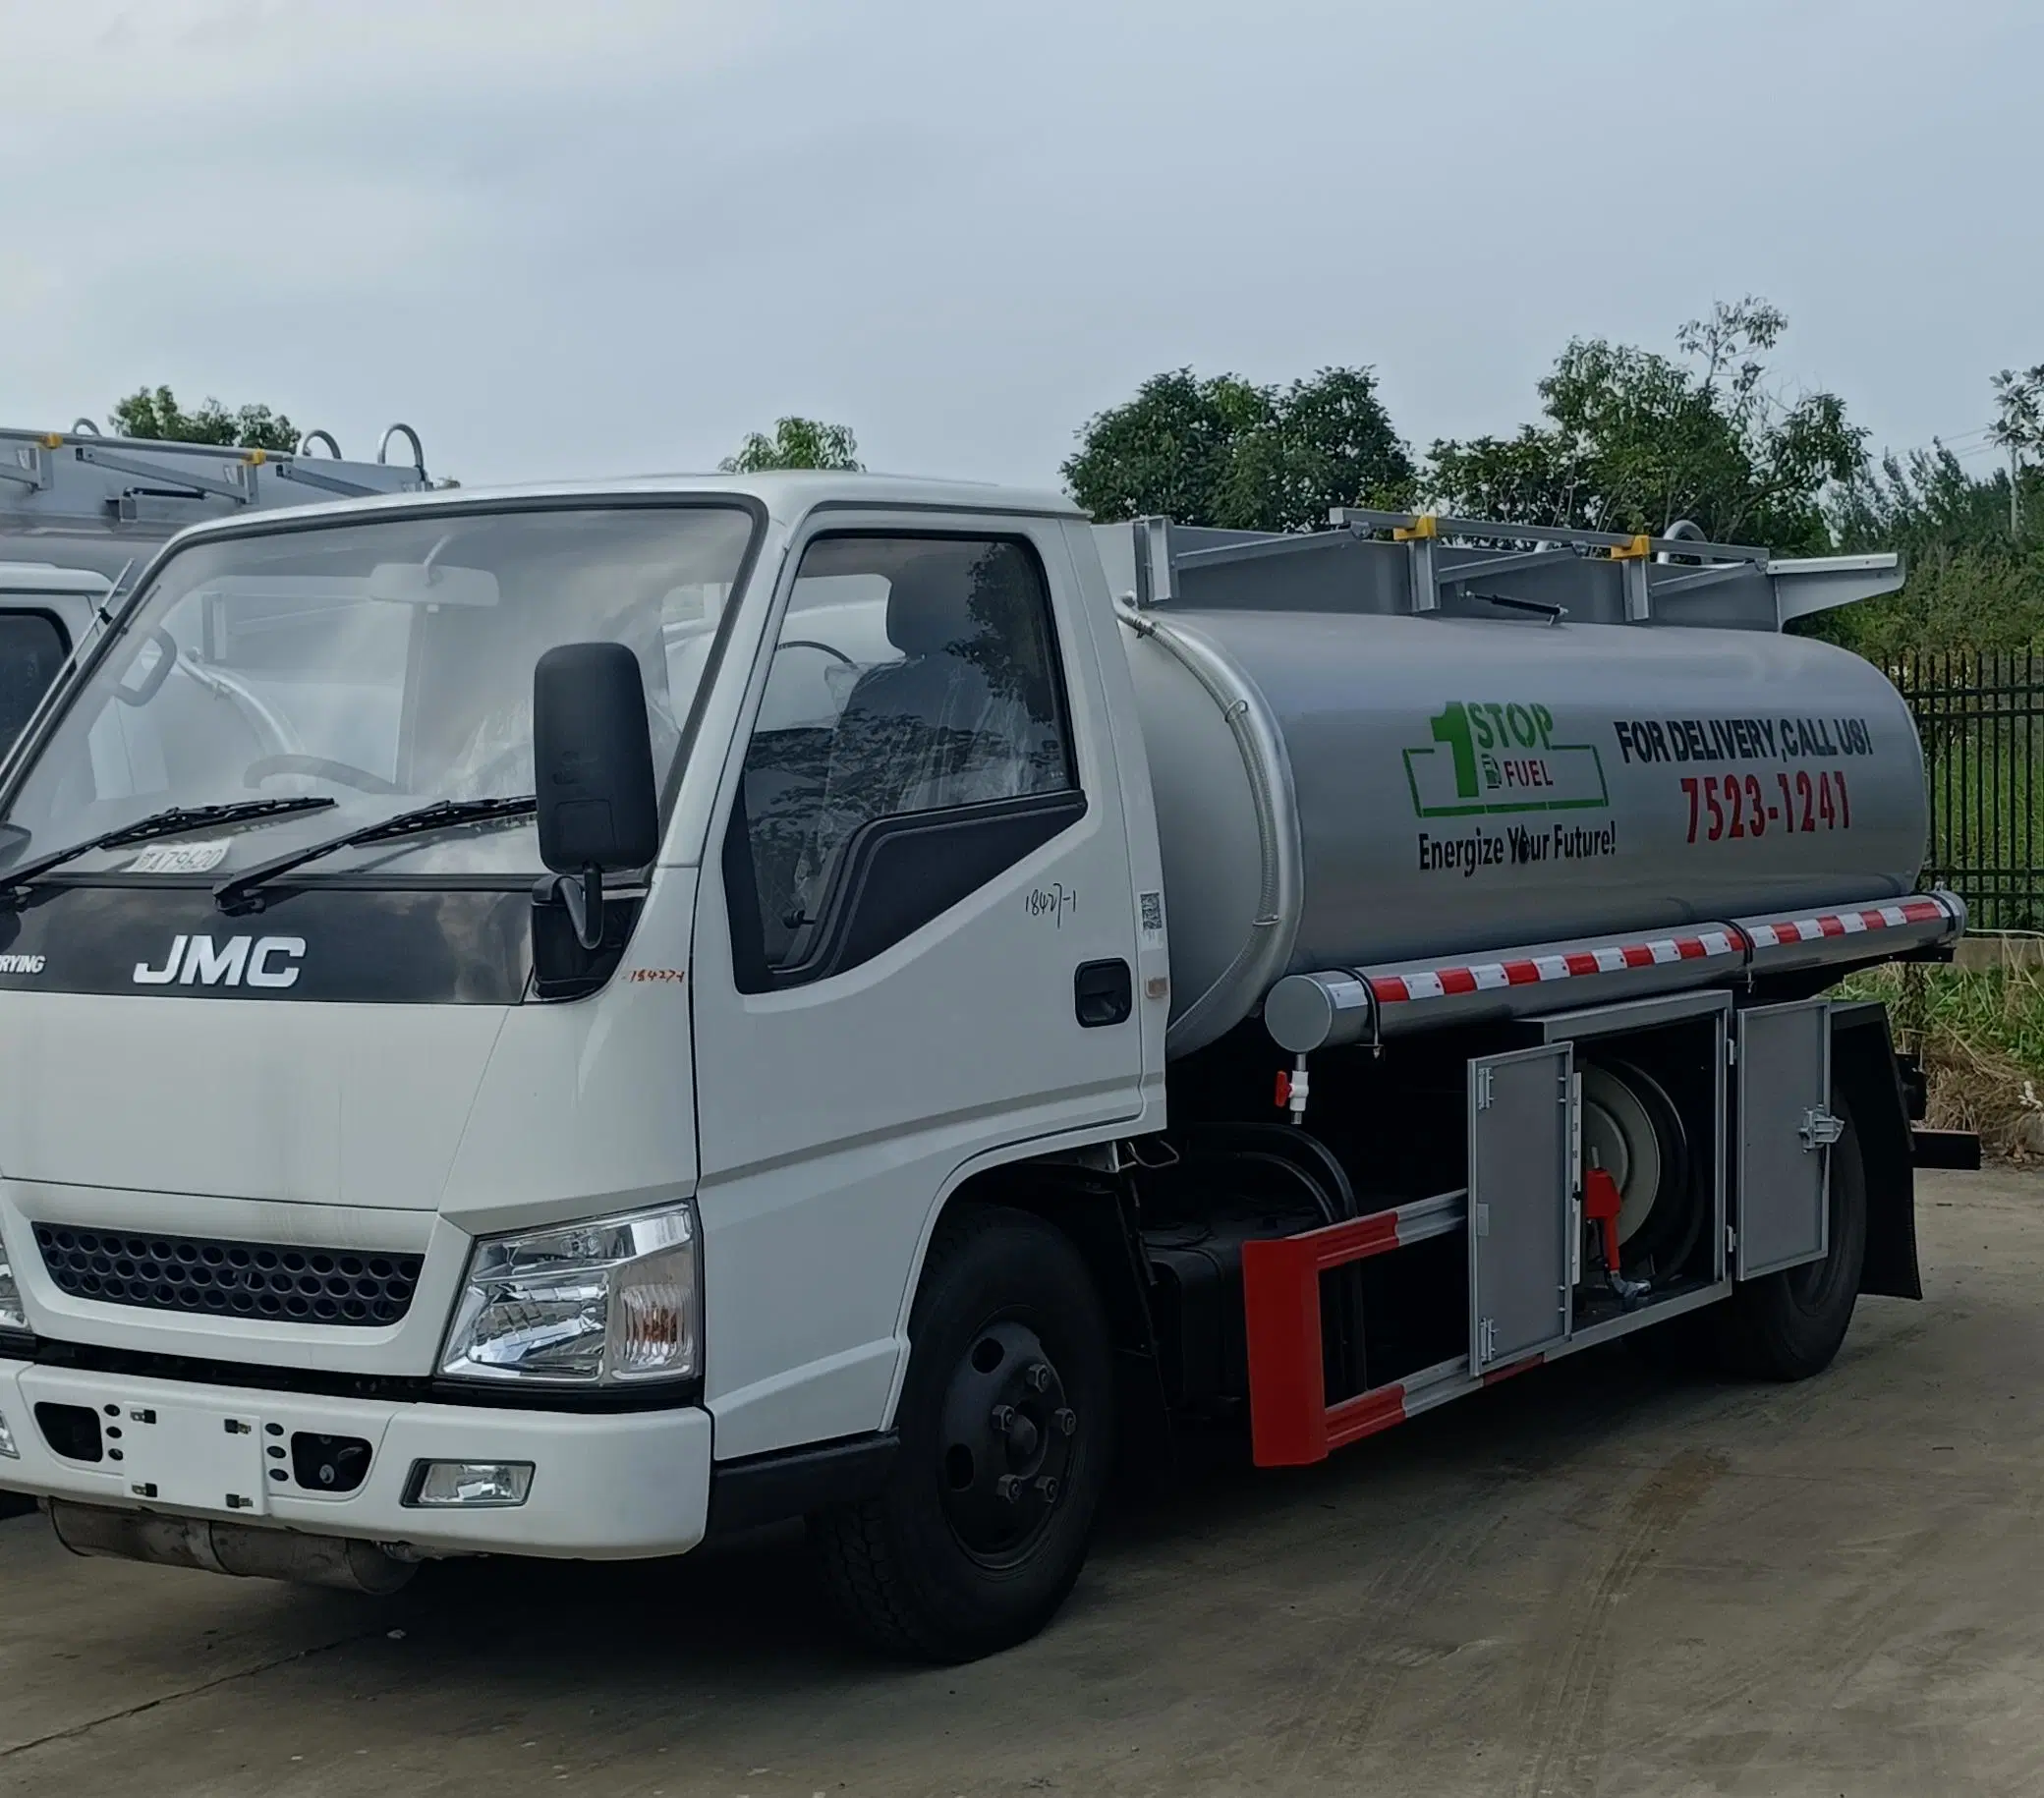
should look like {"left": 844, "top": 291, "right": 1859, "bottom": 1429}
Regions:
{"left": 1074, "top": 958, "right": 1132, "bottom": 1028}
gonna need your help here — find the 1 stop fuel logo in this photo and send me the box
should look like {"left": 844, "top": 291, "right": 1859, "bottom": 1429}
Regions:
{"left": 1404, "top": 701, "right": 1611, "bottom": 817}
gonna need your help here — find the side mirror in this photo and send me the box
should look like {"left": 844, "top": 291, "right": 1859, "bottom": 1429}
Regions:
{"left": 533, "top": 642, "right": 659, "bottom": 951}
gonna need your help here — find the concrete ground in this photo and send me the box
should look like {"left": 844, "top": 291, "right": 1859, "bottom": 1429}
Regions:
{"left": 1, "top": 1167, "right": 2039, "bottom": 1798}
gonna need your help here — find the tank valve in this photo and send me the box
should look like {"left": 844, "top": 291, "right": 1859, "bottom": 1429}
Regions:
{"left": 1275, "top": 1055, "right": 1311, "bottom": 1125}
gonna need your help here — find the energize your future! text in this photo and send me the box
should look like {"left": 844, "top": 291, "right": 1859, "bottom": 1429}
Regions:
{"left": 1419, "top": 820, "right": 1618, "bottom": 877}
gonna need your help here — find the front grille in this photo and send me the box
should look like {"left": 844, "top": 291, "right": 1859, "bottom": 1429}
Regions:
{"left": 32, "top": 1225, "right": 423, "bottom": 1327}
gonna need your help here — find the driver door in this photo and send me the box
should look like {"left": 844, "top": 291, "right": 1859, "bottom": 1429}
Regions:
{"left": 690, "top": 513, "right": 1146, "bottom": 1460}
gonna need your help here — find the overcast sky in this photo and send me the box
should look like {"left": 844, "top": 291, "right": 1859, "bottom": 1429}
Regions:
{"left": 1, "top": 0, "right": 2034, "bottom": 495}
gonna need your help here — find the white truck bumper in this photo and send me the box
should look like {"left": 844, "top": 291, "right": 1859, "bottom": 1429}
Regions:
{"left": 0, "top": 1360, "right": 710, "bottom": 1559}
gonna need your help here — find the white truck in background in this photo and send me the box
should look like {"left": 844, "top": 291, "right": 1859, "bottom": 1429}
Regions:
{"left": 0, "top": 563, "right": 107, "bottom": 765}
{"left": 0, "top": 420, "right": 432, "bottom": 761}
{"left": 0, "top": 473, "right": 1967, "bottom": 1661}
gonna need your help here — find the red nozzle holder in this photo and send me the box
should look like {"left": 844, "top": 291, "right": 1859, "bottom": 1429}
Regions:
{"left": 1583, "top": 1166, "right": 1623, "bottom": 1271}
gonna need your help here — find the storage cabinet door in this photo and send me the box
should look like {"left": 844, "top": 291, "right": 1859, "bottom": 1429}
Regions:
{"left": 1735, "top": 998, "right": 1834, "bottom": 1279}
{"left": 1468, "top": 1042, "right": 1574, "bottom": 1370}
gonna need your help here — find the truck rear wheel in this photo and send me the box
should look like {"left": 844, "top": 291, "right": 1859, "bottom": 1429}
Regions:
{"left": 809, "top": 1203, "right": 1113, "bottom": 1661}
{"left": 1715, "top": 1095, "right": 1868, "bottom": 1379}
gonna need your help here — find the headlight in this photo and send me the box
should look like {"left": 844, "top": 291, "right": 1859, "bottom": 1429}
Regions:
{"left": 439, "top": 1201, "right": 700, "bottom": 1385}
{"left": 0, "top": 1235, "right": 24, "bottom": 1334}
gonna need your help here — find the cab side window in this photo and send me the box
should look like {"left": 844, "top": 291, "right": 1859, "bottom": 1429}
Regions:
{"left": 727, "top": 534, "right": 1082, "bottom": 988}
{"left": 0, "top": 610, "right": 69, "bottom": 759}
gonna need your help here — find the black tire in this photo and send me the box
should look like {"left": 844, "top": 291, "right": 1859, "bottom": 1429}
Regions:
{"left": 809, "top": 1203, "right": 1113, "bottom": 1661}
{"left": 1714, "top": 1094, "right": 1868, "bottom": 1380}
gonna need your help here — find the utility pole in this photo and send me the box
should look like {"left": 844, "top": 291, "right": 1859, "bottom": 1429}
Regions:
{"left": 2014, "top": 443, "right": 2021, "bottom": 539}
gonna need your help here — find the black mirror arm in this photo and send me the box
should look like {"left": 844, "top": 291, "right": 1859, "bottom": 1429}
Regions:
{"left": 536, "top": 865, "right": 606, "bottom": 951}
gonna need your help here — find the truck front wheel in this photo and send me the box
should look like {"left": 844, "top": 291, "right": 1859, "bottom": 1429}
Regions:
{"left": 1715, "top": 1095, "right": 1868, "bottom": 1379}
{"left": 810, "top": 1203, "right": 1113, "bottom": 1661}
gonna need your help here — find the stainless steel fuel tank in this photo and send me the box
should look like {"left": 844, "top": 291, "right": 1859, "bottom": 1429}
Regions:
{"left": 1123, "top": 608, "right": 1925, "bottom": 1056}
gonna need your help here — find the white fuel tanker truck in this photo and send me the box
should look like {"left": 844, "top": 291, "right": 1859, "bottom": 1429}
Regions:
{"left": 0, "top": 477, "right": 1965, "bottom": 1660}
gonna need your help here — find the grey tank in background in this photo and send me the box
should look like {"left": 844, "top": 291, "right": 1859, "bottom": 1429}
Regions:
{"left": 1102, "top": 518, "right": 1926, "bottom": 1058}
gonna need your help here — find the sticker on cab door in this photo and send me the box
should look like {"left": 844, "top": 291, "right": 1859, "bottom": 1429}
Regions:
{"left": 1137, "top": 889, "right": 1164, "bottom": 948}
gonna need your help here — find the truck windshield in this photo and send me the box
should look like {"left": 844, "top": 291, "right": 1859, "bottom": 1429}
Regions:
{"left": 0, "top": 505, "right": 755, "bottom": 880}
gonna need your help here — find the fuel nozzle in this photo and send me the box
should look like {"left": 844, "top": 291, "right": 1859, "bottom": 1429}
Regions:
{"left": 1583, "top": 1163, "right": 1623, "bottom": 1274}
{"left": 1584, "top": 1156, "right": 1651, "bottom": 1309}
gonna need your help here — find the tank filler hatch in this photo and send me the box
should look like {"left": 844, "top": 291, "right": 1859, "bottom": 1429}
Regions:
{"left": 1101, "top": 508, "right": 1902, "bottom": 634}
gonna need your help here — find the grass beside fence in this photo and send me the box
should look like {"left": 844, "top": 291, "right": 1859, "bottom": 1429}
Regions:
{"left": 1838, "top": 960, "right": 2044, "bottom": 1157}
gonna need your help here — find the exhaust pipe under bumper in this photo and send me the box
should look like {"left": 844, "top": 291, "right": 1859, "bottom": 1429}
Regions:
{"left": 49, "top": 1500, "right": 418, "bottom": 1595}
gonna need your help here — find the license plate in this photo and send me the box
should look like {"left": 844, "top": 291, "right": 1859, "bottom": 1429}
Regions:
{"left": 114, "top": 1397, "right": 268, "bottom": 1517}
{"left": 125, "top": 840, "right": 231, "bottom": 874}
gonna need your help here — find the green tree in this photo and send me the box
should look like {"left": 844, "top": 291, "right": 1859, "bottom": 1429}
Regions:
{"left": 1835, "top": 444, "right": 2021, "bottom": 558}
{"left": 1063, "top": 365, "right": 1412, "bottom": 532}
{"left": 111, "top": 385, "right": 300, "bottom": 452}
{"left": 1829, "top": 443, "right": 2044, "bottom": 658}
{"left": 1428, "top": 299, "right": 1863, "bottom": 552}
{"left": 1989, "top": 364, "right": 2044, "bottom": 465}
{"left": 1988, "top": 363, "right": 2044, "bottom": 537}
{"left": 719, "top": 417, "right": 862, "bottom": 473}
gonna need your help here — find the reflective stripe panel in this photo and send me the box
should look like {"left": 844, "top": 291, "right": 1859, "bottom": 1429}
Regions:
{"left": 1744, "top": 897, "right": 1945, "bottom": 949}
{"left": 1370, "top": 928, "right": 1735, "bottom": 1006}
{"left": 1366, "top": 901, "right": 1946, "bottom": 1008}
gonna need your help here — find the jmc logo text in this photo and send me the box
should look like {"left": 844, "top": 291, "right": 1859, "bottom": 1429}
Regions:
{"left": 133, "top": 934, "right": 306, "bottom": 989}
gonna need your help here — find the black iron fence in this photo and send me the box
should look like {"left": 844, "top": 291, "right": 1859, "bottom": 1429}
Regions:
{"left": 1895, "top": 652, "right": 2044, "bottom": 930}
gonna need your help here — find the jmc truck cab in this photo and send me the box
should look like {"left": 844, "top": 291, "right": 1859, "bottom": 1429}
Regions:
{"left": 0, "top": 477, "right": 1959, "bottom": 1659}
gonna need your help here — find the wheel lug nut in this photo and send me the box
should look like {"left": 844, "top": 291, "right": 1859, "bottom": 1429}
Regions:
{"left": 990, "top": 1404, "right": 1016, "bottom": 1433}
{"left": 1053, "top": 1407, "right": 1077, "bottom": 1436}
{"left": 1026, "top": 1362, "right": 1053, "bottom": 1393}
{"left": 996, "top": 1474, "right": 1025, "bottom": 1502}
{"left": 1036, "top": 1476, "right": 1059, "bottom": 1502}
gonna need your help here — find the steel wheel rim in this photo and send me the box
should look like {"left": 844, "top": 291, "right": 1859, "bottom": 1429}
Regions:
{"left": 936, "top": 1317, "right": 1077, "bottom": 1566}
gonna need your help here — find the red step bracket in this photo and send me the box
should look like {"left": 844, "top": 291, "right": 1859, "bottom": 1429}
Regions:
{"left": 1240, "top": 1191, "right": 1464, "bottom": 1467}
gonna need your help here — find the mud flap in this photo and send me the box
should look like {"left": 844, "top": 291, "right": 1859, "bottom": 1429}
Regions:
{"left": 1831, "top": 1002, "right": 1924, "bottom": 1301}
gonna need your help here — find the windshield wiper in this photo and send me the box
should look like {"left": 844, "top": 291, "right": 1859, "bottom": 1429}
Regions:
{"left": 0, "top": 797, "right": 338, "bottom": 908}
{"left": 213, "top": 795, "right": 538, "bottom": 914}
